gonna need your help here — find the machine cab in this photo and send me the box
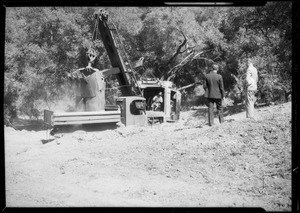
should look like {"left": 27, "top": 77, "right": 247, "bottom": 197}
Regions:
{"left": 116, "top": 96, "right": 147, "bottom": 126}
{"left": 138, "top": 78, "right": 181, "bottom": 122}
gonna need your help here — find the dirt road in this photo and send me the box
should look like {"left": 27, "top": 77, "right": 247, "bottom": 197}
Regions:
{"left": 4, "top": 102, "right": 291, "bottom": 210}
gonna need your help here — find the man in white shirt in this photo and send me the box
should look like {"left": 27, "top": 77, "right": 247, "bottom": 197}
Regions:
{"left": 151, "top": 91, "right": 163, "bottom": 111}
{"left": 244, "top": 59, "right": 258, "bottom": 119}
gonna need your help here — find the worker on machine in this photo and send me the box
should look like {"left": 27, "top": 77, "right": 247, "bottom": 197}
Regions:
{"left": 151, "top": 92, "right": 163, "bottom": 111}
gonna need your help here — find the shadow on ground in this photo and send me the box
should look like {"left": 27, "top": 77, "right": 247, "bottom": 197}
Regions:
{"left": 9, "top": 118, "right": 118, "bottom": 133}
{"left": 10, "top": 118, "right": 48, "bottom": 131}
{"left": 191, "top": 103, "right": 245, "bottom": 119}
{"left": 41, "top": 138, "right": 56, "bottom": 144}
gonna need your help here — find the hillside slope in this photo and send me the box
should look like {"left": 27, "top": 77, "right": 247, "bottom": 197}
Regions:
{"left": 4, "top": 102, "right": 291, "bottom": 210}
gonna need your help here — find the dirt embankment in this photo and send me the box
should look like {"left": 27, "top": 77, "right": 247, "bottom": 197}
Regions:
{"left": 4, "top": 102, "right": 291, "bottom": 210}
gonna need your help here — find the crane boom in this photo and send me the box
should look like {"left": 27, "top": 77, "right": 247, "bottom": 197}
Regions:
{"left": 93, "top": 9, "right": 142, "bottom": 97}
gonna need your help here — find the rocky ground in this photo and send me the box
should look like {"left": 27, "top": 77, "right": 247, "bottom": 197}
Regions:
{"left": 4, "top": 102, "right": 292, "bottom": 210}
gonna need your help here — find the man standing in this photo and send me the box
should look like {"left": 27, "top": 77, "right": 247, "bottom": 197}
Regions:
{"left": 244, "top": 59, "right": 258, "bottom": 119}
{"left": 203, "top": 64, "right": 225, "bottom": 126}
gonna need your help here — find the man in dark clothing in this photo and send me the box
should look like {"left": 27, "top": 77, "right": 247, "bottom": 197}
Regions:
{"left": 203, "top": 64, "right": 225, "bottom": 126}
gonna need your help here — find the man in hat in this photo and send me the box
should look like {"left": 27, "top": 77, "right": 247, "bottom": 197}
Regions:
{"left": 244, "top": 59, "right": 258, "bottom": 119}
{"left": 203, "top": 64, "right": 225, "bottom": 126}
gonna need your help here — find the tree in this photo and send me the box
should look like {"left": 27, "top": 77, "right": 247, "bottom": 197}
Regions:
{"left": 5, "top": 7, "right": 91, "bottom": 119}
{"left": 4, "top": 4, "right": 292, "bottom": 121}
{"left": 218, "top": 2, "right": 292, "bottom": 103}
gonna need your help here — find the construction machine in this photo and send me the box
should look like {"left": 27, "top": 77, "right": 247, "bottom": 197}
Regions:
{"left": 44, "top": 9, "right": 181, "bottom": 131}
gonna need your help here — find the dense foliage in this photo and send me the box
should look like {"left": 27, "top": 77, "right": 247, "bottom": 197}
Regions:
{"left": 4, "top": 3, "right": 292, "bottom": 121}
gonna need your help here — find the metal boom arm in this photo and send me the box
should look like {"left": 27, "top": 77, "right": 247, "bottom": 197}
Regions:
{"left": 93, "top": 9, "right": 141, "bottom": 96}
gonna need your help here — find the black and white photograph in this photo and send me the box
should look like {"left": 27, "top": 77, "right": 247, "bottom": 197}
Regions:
{"left": 3, "top": 2, "right": 294, "bottom": 211}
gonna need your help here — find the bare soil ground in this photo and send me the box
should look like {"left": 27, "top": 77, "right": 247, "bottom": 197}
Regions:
{"left": 4, "top": 102, "right": 291, "bottom": 210}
